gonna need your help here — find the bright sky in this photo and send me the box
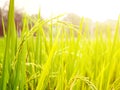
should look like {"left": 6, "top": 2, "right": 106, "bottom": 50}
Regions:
{"left": 0, "top": 0, "right": 120, "bottom": 22}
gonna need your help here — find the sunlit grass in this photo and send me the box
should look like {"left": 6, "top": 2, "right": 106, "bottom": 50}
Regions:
{"left": 0, "top": 0, "right": 120, "bottom": 90}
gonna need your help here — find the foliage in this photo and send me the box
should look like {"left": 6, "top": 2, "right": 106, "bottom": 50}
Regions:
{"left": 0, "top": 0, "right": 120, "bottom": 90}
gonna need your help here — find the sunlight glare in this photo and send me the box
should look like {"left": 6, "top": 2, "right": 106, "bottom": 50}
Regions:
{"left": 0, "top": 0, "right": 120, "bottom": 22}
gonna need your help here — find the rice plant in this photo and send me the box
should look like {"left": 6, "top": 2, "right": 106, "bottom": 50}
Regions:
{"left": 0, "top": 0, "right": 120, "bottom": 90}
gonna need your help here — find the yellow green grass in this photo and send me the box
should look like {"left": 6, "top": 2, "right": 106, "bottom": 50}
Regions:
{"left": 0, "top": 0, "right": 120, "bottom": 90}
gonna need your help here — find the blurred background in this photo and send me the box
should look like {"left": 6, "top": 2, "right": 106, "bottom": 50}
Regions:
{"left": 0, "top": 0, "right": 120, "bottom": 36}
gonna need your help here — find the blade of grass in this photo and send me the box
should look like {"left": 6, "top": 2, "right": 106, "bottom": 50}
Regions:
{"left": 36, "top": 28, "right": 60, "bottom": 90}
{"left": 1, "top": 0, "right": 17, "bottom": 89}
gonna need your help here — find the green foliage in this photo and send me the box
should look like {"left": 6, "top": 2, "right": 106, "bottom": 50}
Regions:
{"left": 0, "top": 0, "right": 120, "bottom": 90}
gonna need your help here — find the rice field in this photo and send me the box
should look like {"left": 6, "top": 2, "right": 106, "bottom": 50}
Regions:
{"left": 0, "top": 0, "right": 120, "bottom": 90}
